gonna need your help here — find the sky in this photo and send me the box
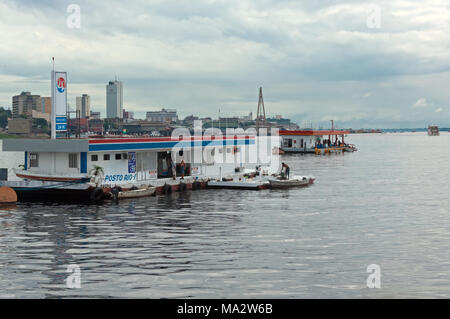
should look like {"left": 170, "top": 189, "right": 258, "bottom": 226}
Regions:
{"left": 0, "top": 0, "right": 449, "bottom": 128}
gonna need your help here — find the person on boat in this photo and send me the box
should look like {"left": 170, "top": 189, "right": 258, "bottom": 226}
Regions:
{"left": 281, "top": 162, "right": 290, "bottom": 180}
{"left": 180, "top": 160, "right": 185, "bottom": 179}
{"left": 168, "top": 157, "right": 176, "bottom": 180}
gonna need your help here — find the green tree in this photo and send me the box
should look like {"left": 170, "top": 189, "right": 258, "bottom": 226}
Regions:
{"left": 0, "top": 107, "right": 12, "bottom": 129}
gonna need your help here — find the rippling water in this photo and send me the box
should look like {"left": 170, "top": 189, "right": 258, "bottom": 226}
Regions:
{"left": 1, "top": 133, "right": 450, "bottom": 298}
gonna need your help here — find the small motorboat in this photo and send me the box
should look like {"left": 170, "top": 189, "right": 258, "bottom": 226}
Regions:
{"left": 269, "top": 175, "right": 315, "bottom": 188}
{"left": 117, "top": 186, "right": 156, "bottom": 199}
{"left": 208, "top": 177, "right": 269, "bottom": 190}
{"left": 343, "top": 144, "right": 358, "bottom": 152}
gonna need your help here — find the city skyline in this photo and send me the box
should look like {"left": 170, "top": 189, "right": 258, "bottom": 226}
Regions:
{"left": 0, "top": 1, "right": 449, "bottom": 128}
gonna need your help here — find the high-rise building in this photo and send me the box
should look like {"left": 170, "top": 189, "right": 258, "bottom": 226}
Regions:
{"left": 106, "top": 80, "right": 123, "bottom": 118}
{"left": 12, "top": 92, "right": 41, "bottom": 117}
{"left": 76, "top": 94, "right": 91, "bottom": 118}
{"left": 41, "top": 97, "right": 51, "bottom": 113}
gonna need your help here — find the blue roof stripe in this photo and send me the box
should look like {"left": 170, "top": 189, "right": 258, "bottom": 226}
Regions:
{"left": 88, "top": 139, "right": 254, "bottom": 152}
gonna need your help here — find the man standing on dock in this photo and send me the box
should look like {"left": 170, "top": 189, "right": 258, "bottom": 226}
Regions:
{"left": 180, "top": 160, "right": 185, "bottom": 180}
{"left": 282, "top": 162, "right": 290, "bottom": 180}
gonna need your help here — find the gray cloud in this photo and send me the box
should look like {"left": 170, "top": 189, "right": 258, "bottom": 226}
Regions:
{"left": 0, "top": 0, "right": 449, "bottom": 128}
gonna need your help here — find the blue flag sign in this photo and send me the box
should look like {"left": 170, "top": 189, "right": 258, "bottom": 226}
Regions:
{"left": 128, "top": 152, "right": 136, "bottom": 173}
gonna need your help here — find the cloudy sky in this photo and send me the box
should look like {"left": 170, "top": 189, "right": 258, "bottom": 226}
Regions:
{"left": 0, "top": 0, "right": 449, "bottom": 128}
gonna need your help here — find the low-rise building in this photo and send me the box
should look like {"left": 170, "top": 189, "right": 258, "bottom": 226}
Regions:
{"left": 32, "top": 110, "right": 51, "bottom": 123}
{"left": 146, "top": 108, "right": 178, "bottom": 123}
{"left": 90, "top": 111, "right": 101, "bottom": 119}
{"left": 8, "top": 118, "right": 32, "bottom": 135}
{"left": 88, "top": 119, "right": 104, "bottom": 135}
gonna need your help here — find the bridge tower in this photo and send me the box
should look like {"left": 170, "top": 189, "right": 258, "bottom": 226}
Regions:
{"left": 255, "top": 87, "right": 268, "bottom": 134}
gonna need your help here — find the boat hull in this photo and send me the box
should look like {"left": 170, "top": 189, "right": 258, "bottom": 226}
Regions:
{"left": 0, "top": 181, "right": 104, "bottom": 202}
{"left": 207, "top": 180, "right": 269, "bottom": 190}
{"left": 269, "top": 176, "right": 314, "bottom": 188}
{"left": 15, "top": 172, "right": 90, "bottom": 183}
{"left": 118, "top": 187, "right": 156, "bottom": 199}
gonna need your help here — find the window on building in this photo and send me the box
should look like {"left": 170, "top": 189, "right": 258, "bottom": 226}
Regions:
{"left": 29, "top": 153, "right": 39, "bottom": 167}
{"left": 115, "top": 153, "right": 122, "bottom": 160}
{"left": 91, "top": 154, "right": 98, "bottom": 161}
{"left": 283, "top": 139, "right": 292, "bottom": 148}
{"left": 104, "top": 154, "right": 110, "bottom": 161}
{"left": 69, "top": 153, "right": 78, "bottom": 168}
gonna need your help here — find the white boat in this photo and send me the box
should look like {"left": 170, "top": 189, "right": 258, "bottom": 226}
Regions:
{"left": 118, "top": 186, "right": 156, "bottom": 199}
{"left": 208, "top": 178, "right": 269, "bottom": 190}
{"left": 0, "top": 134, "right": 259, "bottom": 201}
{"left": 343, "top": 144, "right": 358, "bottom": 152}
{"left": 269, "top": 175, "right": 315, "bottom": 188}
{"left": 279, "top": 129, "right": 353, "bottom": 154}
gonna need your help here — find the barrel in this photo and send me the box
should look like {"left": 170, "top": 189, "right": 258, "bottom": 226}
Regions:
{"left": 0, "top": 187, "right": 17, "bottom": 204}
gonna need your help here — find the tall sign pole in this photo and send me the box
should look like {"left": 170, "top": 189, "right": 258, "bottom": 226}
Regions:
{"left": 51, "top": 58, "right": 55, "bottom": 139}
{"left": 51, "top": 58, "right": 68, "bottom": 139}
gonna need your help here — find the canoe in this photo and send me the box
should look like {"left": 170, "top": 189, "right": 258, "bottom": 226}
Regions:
{"left": 269, "top": 176, "right": 314, "bottom": 188}
{"left": 118, "top": 187, "right": 156, "bottom": 199}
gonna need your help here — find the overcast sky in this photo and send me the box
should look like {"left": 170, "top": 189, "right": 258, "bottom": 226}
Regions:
{"left": 0, "top": 0, "right": 449, "bottom": 128}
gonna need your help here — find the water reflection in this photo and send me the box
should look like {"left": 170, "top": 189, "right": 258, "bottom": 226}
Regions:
{"left": 1, "top": 134, "right": 450, "bottom": 298}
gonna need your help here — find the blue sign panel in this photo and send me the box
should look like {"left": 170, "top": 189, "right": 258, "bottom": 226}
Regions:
{"left": 56, "top": 116, "right": 67, "bottom": 123}
{"left": 56, "top": 123, "right": 67, "bottom": 131}
{"left": 55, "top": 116, "right": 67, "bottom": 132}
{"left": 128, "top": 152, "right": 136, "bottom": 173}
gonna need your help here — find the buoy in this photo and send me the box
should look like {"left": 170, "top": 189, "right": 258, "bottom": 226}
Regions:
{"left": 0, "top": 187, "right": 17, "bottom": 204}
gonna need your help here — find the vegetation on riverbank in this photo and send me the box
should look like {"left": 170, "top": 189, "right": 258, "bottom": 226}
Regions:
{"left": 0, "top": 133, "right": 21, "bottom": 139}
{"left": 0, "top": 107, "right": 11, "bottom": 129}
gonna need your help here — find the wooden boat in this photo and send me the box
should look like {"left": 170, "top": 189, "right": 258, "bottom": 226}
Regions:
{"left": 117, "top": 186, "right": 156, "bottom": 199}
{"left": 14, "top": 170, "right": 90, "bottom": 182}
{"left": 269, "top": 175, "right": 314, "bottom": 188}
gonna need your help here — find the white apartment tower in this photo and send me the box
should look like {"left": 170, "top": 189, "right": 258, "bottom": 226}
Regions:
{"left": 106, "top": 80, "right": 123, "bottom": 118}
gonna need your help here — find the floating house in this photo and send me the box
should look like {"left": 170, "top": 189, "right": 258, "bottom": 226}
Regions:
{"left": 279, "top": 129, "right": 356, "bottom": 154}
{"left": 0, "top": 135, "right": 258, "bottom": 201}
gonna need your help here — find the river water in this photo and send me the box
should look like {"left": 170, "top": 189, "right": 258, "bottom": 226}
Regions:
{"left": 1, "top": 133, "right": 450, "bottom": 298}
